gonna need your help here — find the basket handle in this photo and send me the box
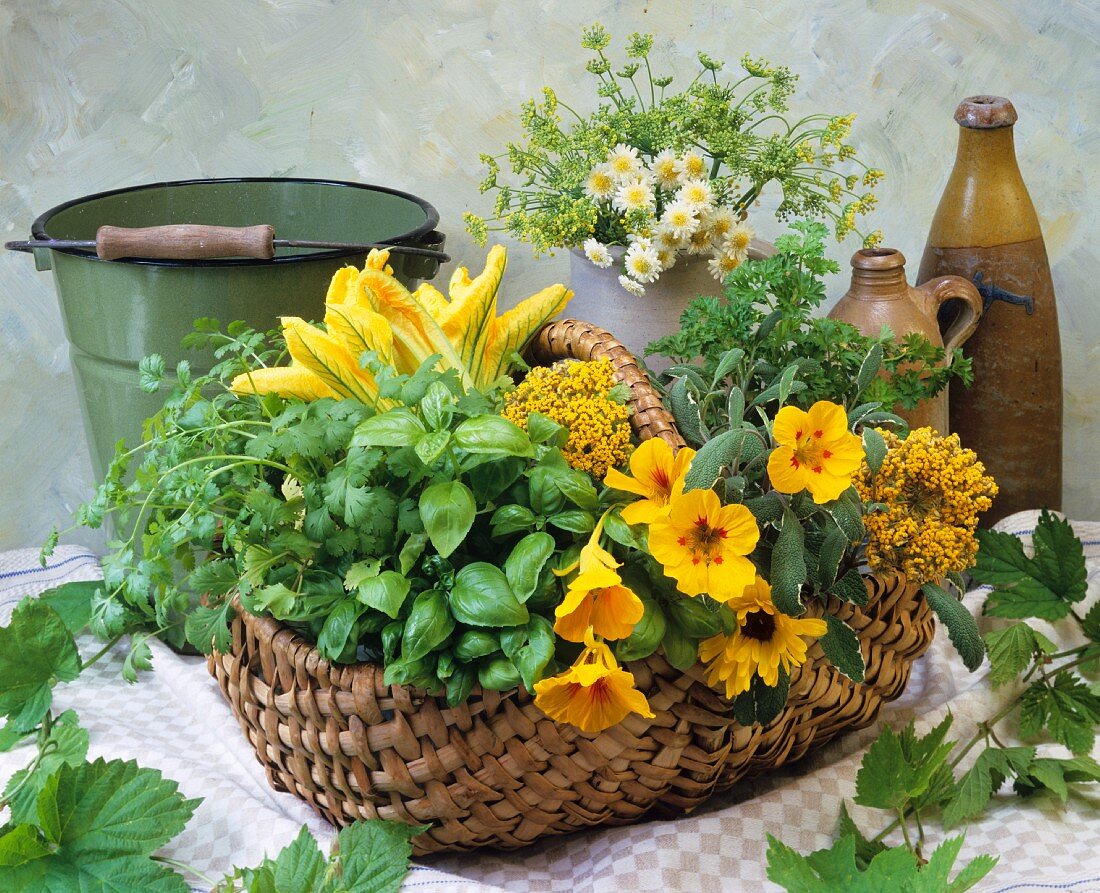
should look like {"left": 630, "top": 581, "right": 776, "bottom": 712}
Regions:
{"left": 95, "top": 224, "right": 276, "bottom": 260}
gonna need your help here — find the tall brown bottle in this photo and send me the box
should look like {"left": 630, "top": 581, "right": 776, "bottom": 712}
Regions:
{"left": 917, "top": 96, "right": 1062, "bottom": 523}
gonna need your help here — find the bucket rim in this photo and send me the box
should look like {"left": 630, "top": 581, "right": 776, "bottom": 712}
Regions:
{"left": 30, "top": 176, "right": 441, "bottom": 268}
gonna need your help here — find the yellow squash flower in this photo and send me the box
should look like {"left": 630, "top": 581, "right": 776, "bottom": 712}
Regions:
{"left": 231, "top": 245, "right": 571, "bottom": 400}
{"left": 554, "top": 564, "right": 644, "bottom": 643}
{"left": 647, "top": 489, "right": 759, "bottom": 602}
{"left": 699, "top": 576, "right": 828, "bottom": 699}
{"left": 533, "top": 631, "right": 655, "bottom": 733}
{"left": 604, "top": 437, "right": 696, "bottom": 525}
{"left": 767, "top": 401, "right": 865, "bottom": 504}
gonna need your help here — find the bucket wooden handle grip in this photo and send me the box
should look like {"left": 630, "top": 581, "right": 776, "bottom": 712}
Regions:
{"left": 95, "top": 225, "right": 275, "bottom": 260}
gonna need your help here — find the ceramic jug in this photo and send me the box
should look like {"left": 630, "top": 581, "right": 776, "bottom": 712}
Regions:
{"left": 828, "top": 247, "right": 983, "bottom": 433}
{"left": 917, "top": 95, "right": 1062, "bottom": 522}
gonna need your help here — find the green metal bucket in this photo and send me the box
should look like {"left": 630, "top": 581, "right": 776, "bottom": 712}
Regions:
{"left": 14, "top": 177, "right": 445, "bottom": 482}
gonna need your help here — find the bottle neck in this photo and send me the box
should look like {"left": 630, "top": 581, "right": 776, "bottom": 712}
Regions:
{"left": 953, "top": 126, "right": 1018, "bottom": 176}
{"left": 848, "top": 266, "right": 908, "bottom": 300}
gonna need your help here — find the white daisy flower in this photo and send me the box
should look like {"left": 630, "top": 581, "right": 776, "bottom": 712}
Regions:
{"left": 584, "top": 164, "right": 617, "bottom": 201}
{"left": 708, "top": 249, "right": 743, "bottom": 281}
{"left": 656, "top": 248, "right": 678, "bottom": 271}
{"left": 686, "top": 227, "right": 715, "bottom": 255}
{"left": 612, "top": 176, "right": 655, "bottom": 213}
{"left": 680, "top": 150, "right": 708, "bottom": 180}
{"left": 660, "top": 199, "right": 699, "bottom": 241}
{"left": 725, "top": 222, "right": 755, "bottom": 254}
{"left": 677, "top": 178, "right": 713, "bottom": 212}
{"left": 701, "top": 207, "right": 737, "bottom": 242}
{"left": 624, "top": 244, "right": 662, "bottom": 284}
{"left": 652, "top": 149, "right": 683, "bottom": 189}
{"left": 583, "top": 238, "right": 613, "bottom": 268}
{"left": 653, "top": 224, "right": 686, "bottom": 251}
{"left": 627, "top": 232, "right": 654, "bottom": 251}
{"left": 618, "top": 274, "right": 646, "bottom": 296}
{"left": 607, "top": 143, "right": 642, "bottom": 179}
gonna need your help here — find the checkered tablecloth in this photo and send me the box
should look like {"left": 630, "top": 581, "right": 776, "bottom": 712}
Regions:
{"left": 2, "top": 510, "right": 1099, "bottom": 892}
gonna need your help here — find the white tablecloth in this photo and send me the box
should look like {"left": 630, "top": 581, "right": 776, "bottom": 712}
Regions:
{"left": 2, "top": 510, "right": 1099, "bottom": 892}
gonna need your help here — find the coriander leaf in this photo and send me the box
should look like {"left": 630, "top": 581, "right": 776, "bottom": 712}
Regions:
{"left": 184, "top": 602, "right": 234, "bottom": 655}
{"left": 922, "top": 583, "right": 984, "bottom": 671}
{"left": 122, "top": 634, "right": 155, "bottom": 684}
{"left": 0, "top": 758, "right": 199, "bottom": 893}
{"left": 0, "top": 600, "right": 81, "bottom": 732}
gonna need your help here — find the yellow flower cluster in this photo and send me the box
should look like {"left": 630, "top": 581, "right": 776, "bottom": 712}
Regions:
{"left": 855, "top": 427, "right": 997, "bottom": 586}
{"left": 503, "top": 359, "right": 632, "bottom": 479}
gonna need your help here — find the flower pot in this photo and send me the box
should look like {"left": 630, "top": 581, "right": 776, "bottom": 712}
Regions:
{"left": 207, "top": 319, "right": 935, "bottom": 855}
{"left": 567, "top": 240, "right": 775, "bottom": 367}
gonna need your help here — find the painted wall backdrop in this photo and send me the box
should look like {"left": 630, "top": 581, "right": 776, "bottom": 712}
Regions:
{"left": 0, "top": 0, "right": 1096, "bottom": 551}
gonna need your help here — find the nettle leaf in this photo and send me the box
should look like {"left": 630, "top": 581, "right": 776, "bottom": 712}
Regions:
{"left": 3, "top": 711, "right": 89, "bottom": 825}
{"left": 942, "top": 746, "right": 1034, "bottom": 829}
{"left": 836, "top": 803, "right": 886, "bottom": 870}
{"left": 0, "top": 600, "right": 81, "bottom": 732}
{"left": 922, "top": 583, "right": 985, "bottom": 671}
{"left": 1018, "top": 671, "right": 1100, "bottom": 755}
{"left": 819, "top": 614, "right": 865, "bottom": 682}
{"left": 336, "top": 818, "right": 426, "bottom": 893}
{"left": 0, "top": 758, "right": 198, "bottom": 893}
{"left": 419, "top": 481, "right": 476, "bottom": 559}
{"left": 1030, "top": 509, "right": 1087, "bottom": 604}
{"left": 983, "top": 623, "right": 1054, "bottom": 688}
{"left": 765, "top": 832, "right": 995, "bottom": 893}
{"left": 1015, "top": 755, "right": 1100, "bottom": 803}
{"left": 771, "top": 510, "right": 807, "bottom": 616}
{"left": 38, "top": 581, "right": 99, "bottom": 636}
{"left": 855, "top": 716, "right": 955, "bottom": 811}
{"left": 1083, "top": 600, "right": 1100, "bottom": 643}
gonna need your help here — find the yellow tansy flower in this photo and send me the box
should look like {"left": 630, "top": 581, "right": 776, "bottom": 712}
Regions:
{"left": 604, "top": 437, "right": 696, "bottom": 525}
{"left": 767, "top": 401, "right": 865, "bottom": 504}
{"left": 699, "top": 576, "right": 828, "bottom": 699}
{"left": 855, "top": 427, "right": 997, "bottom": 586}
{"left": 647, "top": 489, "right": 759, "bottom": 602}
{"left": 533, "top": 630, "right": 655, "bottom": 733}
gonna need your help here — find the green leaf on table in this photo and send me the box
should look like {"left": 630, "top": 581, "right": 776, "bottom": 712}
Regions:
{"left": 0, "top": 758, "right": 199, "bottom": 893}
{"left": 836, "top": 802, "right": 886, "bottom": 869}
{"left": 941, "top": 746, "right": 1034, "bottom": 829}
{"left": 855, "top": 716, "right": 955, "bottom": 811}
{"left": 122, "top": 633, "right": 154, "bottom": 684}
{"left": 1014, "top": 755, "right": 1100, "bottom": 802}
{"left": 1030, "top": 509, "right": 1088, "bottom": 604}
{"left": 1018, "top": 671, "right": 1100, "bottom": 754}
{"left": 336, "top": 818, "right": 427, "bottom": 893}
{"left": 449, "top": 564, "right": 529, "bottom": 627}
{"left": 819, "top": 614, "right": 865, "bottom": 682}
{"left": 765, "top": 832, "right": 996, "bottom": 893}
{"left": 38, "top": 581, "right": 99, "bottom": 636}
{"left": 401, "top": 590, "right": 454, "bottom": 662}
{"left": 922, "top": 583, "right": 985, "bottom": 671}
{"left": 983, "top": 623, "right": 1055, "bottom": 688}
{"left": 504, "top": 533, "right": 556, "bottom": 603}
{"left": 3, "top": 711, "right": 89, "bottom": 825}
{"left": 1081, "top": 601, "right": 1100, "bottom": 643}
{"left": 0, "top": 599, "right": 81, "bottom": 732}
{"left": 419, "top": 481, "right": 475, "bottom": 559}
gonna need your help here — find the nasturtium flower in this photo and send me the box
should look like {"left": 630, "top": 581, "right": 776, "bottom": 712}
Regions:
{"left": 554, "top": 565, "right": 644, "bottom": 642}
{"left": 533, "top": 630, "right": 655, "bottom": 733}
{"left": 604, "top": 437, "right": 696, "bottom": 525}
{"left": 699, "top": 576, "right": 828, "bottom": 698}
{"left": 647, "top": 488, "right": 759, "bottom": 602}
{"left": 767, "top": 401, "right": 864, "bottom": 504}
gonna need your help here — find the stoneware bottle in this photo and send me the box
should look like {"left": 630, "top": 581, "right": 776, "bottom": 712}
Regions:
{"left": 917, "top": 95, "right": 1062, "bottom": 522}
{"left": 828, "top": 247, "right": 983, "bottom": 434}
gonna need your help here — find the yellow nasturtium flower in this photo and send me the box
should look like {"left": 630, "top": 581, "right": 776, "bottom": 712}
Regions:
{"left": 647, "top": 488, "right": 759, "bottom": 603}
{"left": 603, "top": 437, "right": 696, "bottom": 525}
{"left": 766, "top": 401, "right": 865, "bottom": 504}
{"left": 554, "top": 521, "right": 644, "bottom": 642}
{"left": 699, "top": 576, "right": 828, "bottom": 698}
{"left": 533, "top": 630, "right": 655, "bottom": 733}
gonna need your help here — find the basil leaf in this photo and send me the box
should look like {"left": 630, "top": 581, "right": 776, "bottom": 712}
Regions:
{"left": 449, "top": 563, "right": 529, "bottom": 627}
{"left": 401, "top": 589, "right": 454, "bottom": 662}
{"left": 419, "top": 480, "right": 476, "bottom": 559}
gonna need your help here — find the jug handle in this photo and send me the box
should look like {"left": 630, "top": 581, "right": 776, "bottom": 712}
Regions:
{"left": 915, "top": 275, "right": 984, "bottom": 351}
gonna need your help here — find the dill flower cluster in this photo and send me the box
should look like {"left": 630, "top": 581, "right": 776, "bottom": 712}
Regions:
{"left": 503, "top": 359, "right": 632, "bottom": 479}
{"left": 855, "top": 427, "right": 997, "bottom": 586}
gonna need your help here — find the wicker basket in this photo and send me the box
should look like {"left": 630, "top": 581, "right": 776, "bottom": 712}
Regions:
{"left": 208, "top": 318, "right": 934, "bottom": 855}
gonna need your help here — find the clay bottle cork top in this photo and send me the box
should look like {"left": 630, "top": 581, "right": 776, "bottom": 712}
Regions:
{"left": 955, "top": 95, "right": 1018, "bottom": 129}
{"left": 851, "top": 247, "right": 906, "bottom": 271}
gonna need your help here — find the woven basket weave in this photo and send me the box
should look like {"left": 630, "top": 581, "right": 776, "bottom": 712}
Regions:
{"left": 208, "top": 318, "right": 934, "bottom": 855}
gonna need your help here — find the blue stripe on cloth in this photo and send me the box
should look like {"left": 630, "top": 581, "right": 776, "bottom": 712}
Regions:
{"left": 992, "top": 875, "right": 1100, "bottom": 892}
{"left": 0, "top": 552, "right": 98, "bottom": 583}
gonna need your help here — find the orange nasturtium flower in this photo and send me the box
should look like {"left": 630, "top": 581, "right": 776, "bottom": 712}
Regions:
{"left": 647, "top": 489, "right": 759, "bottom": 602}
{"left": 604, "top": 437, "right": 696, "bottom": 524}
{"left": 766, "top": 401, "right": 865, "bottom": 504}
{"left": 533, "top": 630, "right": 655, "bottom": 733}
{"left": 698, "top": 576, "right": 828, "bottom": 698}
